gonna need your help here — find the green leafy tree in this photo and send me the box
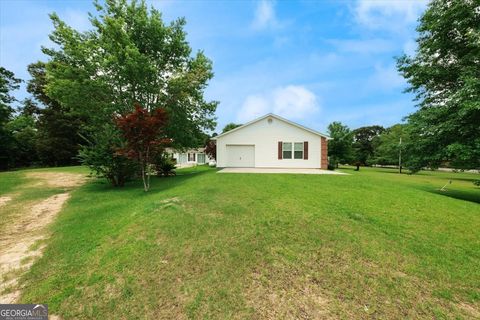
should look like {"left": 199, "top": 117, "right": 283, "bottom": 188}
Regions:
{"left": 0, "top": 67, "right": 21, "bottom": 169}
{"left": 327, "top": 121, "right": 353, "bottom": 168}
{"left": 397, "top": 0, "right": 480, "bottom": 172}
{"left": 352, "top": 125, "right": 385, "bottom": 170}
{"left": 221, "top": 123, "right": 242, "bottom": 133}
{"left": 5, "top": 114, "right": 38, "bottom": 167}
{"left": 78, "top": 124, "right": 138, "bottom": 187}
{"left": 19, "top": 98, "right": 40, "bottom": 118}
{"left": 26, "top": 62, "right": 85, "bottom": 166}
{"left": 44, "top": 0, "right": 217, "bottom": 148}
{"left": 0, "top": 67, "right": 20, "bottom": 122}
{"left": 371, "top": 124, "right": 411, "bottom": 172}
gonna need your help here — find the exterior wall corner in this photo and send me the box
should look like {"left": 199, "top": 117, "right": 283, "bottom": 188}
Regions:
{"left": 320, "top": 137, "right": 328, "bottom": 169}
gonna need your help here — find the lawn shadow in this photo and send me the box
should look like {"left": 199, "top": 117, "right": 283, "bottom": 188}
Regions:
{"left": 417, "top": 186, "right": 480, "bottom": 205}
{"left": 80, "top": 167, "right": 212, "bottom": 195}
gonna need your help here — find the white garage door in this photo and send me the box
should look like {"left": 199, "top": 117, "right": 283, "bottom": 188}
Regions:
{"left": 226, "top": 145, "right": 255, "bottom": 167}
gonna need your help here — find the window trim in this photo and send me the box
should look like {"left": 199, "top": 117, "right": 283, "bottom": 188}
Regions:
{"left": 281, "top": 142, "right": 305, "bottom": 160}
{"left": 282, "top": 142, "right": 292, "bottom": 159}
{"left": 294, "top": 142, "right": 304, "bottom": 159}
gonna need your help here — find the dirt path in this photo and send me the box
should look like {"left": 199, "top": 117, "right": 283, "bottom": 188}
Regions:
{"left": 0, "top": 196, "right": 12, "bottom": 208}
{"left": 0, "top": 172, "right": 86, "bottom": 303}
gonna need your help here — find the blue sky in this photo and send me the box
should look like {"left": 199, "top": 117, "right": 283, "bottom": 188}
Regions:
{"left": 0, "top": 0, "right": 428, "bottom": 133}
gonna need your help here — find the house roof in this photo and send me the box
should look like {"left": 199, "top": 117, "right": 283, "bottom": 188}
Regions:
{"left": 165, "top": 147, "right": 205, "bottom": 153}
{"left": 212, "top": 113, "right": 331, "bottom": 140}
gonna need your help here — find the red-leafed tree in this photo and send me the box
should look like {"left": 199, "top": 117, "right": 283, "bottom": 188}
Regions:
{"left": 116, "top": 104, "right": 169, "bottom": 191}
{"left": 204, "top": 139, "right": 216, "bottom": 160}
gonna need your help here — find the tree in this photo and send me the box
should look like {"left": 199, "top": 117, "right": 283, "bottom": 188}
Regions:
{"left": 397, "top": 0, "right": 480, "bottom": 172}
{"left": 205, "top": 139, "right": 216, "bottom": 160}
{"left": 116, "top": 105, "right": 169, "bottom": 191}
{"left": 0, "top": 67, "right": 20, "bottom": 122}
{"left": 78, "top": 124, "right": 138, "bottom": 187}
{"left": 0, "top": 67, "right": 21, "bottom": 170}
{"left": 5, "top": 114, "right": 38, "bottom": 167}
{"left": 371, "top": 124, "right": 411, "bottom": 172}
{"left": 19, "top": 98, "right": 40, "bottom": 118}
{"left": 352, "top": 125, "right": 385, "bottom": 170}
{"left": 26, "top": 62, "right": 84, "bottom": 166}
{"left": 43, "top": 0, "right": 217, "bottom": 149}
{"left": 221, "top": 123, "right": 242, "bottom": 133}
{"left": 327, "top": 121, "right": 353, "bottom": 168}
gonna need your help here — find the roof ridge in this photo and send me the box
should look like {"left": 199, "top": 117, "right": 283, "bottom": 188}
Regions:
{"left": 212, "top": 113, "right": 331, "bottom": 139}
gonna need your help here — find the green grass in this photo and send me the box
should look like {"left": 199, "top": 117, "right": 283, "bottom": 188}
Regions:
{"left": 0, "top": 166, "right": 89, "bottom": 231}
{"left": 4, "top": 166, "right": 479, "bottom": 319}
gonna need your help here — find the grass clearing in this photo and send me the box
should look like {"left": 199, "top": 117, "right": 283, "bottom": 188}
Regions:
{"left": 0, "top": 166, "right": 88, "bottom": 302}
{"left": 3, "top": 165, "right": 479, "bottom": 318}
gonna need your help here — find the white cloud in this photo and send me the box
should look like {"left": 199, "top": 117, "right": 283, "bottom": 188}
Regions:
{"left": 251, "top": 0, "right": 279, "bottom": 30}
{"left": 237, "top": 85, "right": 320, "bottom": 122}
{"left": 238, "top": 95, "right": 270, "bottom": 122}
{"left": 355, "top": 0, "right": 428, "bottom": 31}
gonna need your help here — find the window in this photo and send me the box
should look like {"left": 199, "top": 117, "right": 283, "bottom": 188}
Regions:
{"left": 197, "top": 153, "right": 206, "bottom": 164}
{"left": 188, "top": 153, "right": 195, "bottom": 162}
{"left": 281, "top": 142, "right": 305, "bottom": 160}
{"left": 282, "top": 142, "right": 292, "bottom": 159}
{"left": 178, "top": 154, "right": 187, "bottom": 164}
{"left": 294, "top": 142, "right": 304, "bottom": 159}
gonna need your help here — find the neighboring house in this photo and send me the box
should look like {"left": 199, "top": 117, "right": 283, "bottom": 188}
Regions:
{"left": 213, "top": 114, "right": 330, "bottom": 168}
{"left": 169, "top": 148, "right": 213, "bottom": 166}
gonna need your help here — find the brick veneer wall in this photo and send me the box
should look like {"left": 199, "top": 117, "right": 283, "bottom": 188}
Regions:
{"left": 321, "top": 137, "right": 328, "bottom": 169}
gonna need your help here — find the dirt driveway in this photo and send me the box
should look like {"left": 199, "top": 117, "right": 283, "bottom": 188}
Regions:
{"left": 0, "top": 172, "right": 86, "bottom": 303}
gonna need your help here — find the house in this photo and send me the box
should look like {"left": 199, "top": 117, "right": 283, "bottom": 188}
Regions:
{"left": 212, "top": 114, "right": 330, "bottom": 168}
{"left": 169, "top": 148, "right": 213, "bottom": 166}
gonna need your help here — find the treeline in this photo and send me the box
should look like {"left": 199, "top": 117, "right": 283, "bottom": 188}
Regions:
{"left": 329, "top": 0, "right": 479, "bottom": 173}
{"left": 0, "top": 64, "right": 84, "bottom": 170}
{"left": 0, "top": 1, "right": 217, "bottom": 191}
{"left": 327, "top": 122, "right": 413, "bottom": 172}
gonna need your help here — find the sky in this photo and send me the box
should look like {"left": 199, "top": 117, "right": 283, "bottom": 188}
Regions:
{"left": 0, "top": 0, "right": 428, "bottom": 134}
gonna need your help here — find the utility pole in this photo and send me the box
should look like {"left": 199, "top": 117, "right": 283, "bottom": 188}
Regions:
{"left": 398, "top": 137, "right": 402, "bottom": 174}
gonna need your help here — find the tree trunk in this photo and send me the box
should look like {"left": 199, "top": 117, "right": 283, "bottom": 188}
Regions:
{"left": 141, "top": 163, "right": 148, "bottom": 192}
{"left": 145, "top": 148, "right": 150, "bottom": 191}
{"left": 355, "top": 164, "right": 360, "bottom": 171}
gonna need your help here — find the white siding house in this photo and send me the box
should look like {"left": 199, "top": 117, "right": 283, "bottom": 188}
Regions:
{"left": 213, "top": 114, "right": 330, "bottom": 169}
{"left": 169, "top": 148, "right": 213, "bottom": 167}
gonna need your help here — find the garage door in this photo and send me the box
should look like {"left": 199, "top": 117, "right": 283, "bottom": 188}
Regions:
{"left": 226, "top": 145, "right": 255, "bottom": 167}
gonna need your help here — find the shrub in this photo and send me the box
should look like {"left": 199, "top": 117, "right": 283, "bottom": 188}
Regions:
{"left": 155, "top": 153, "right": 176, "bottom": 177}
{"left": 115, "top": 105, "right": 169, "bottom": 191}
{"left": 78, "top": 125, "right": 138, "bottom": 187}
{"left": 473, "top": 180, "right": 480, "bottom": 187}
{"left": 205, "top": 140, "right": 216, "bottom": 160}
{"left": 327, "top": 163, "right": 335, "bottom": 170}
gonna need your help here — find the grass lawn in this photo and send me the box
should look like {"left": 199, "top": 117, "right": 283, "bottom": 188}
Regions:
{"left": 3, "top": 165, "right": 479, "bottom": 319}
{"left": 0, "top": 166, "right": 89, "bottom": 232}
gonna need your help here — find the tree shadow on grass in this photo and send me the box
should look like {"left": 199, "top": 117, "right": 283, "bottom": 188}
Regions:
{"left": 80, "top": 168, "right": 212, "bottom": 195}
{"left": 423, "top": 187, "right": 480, "bottom": 205}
